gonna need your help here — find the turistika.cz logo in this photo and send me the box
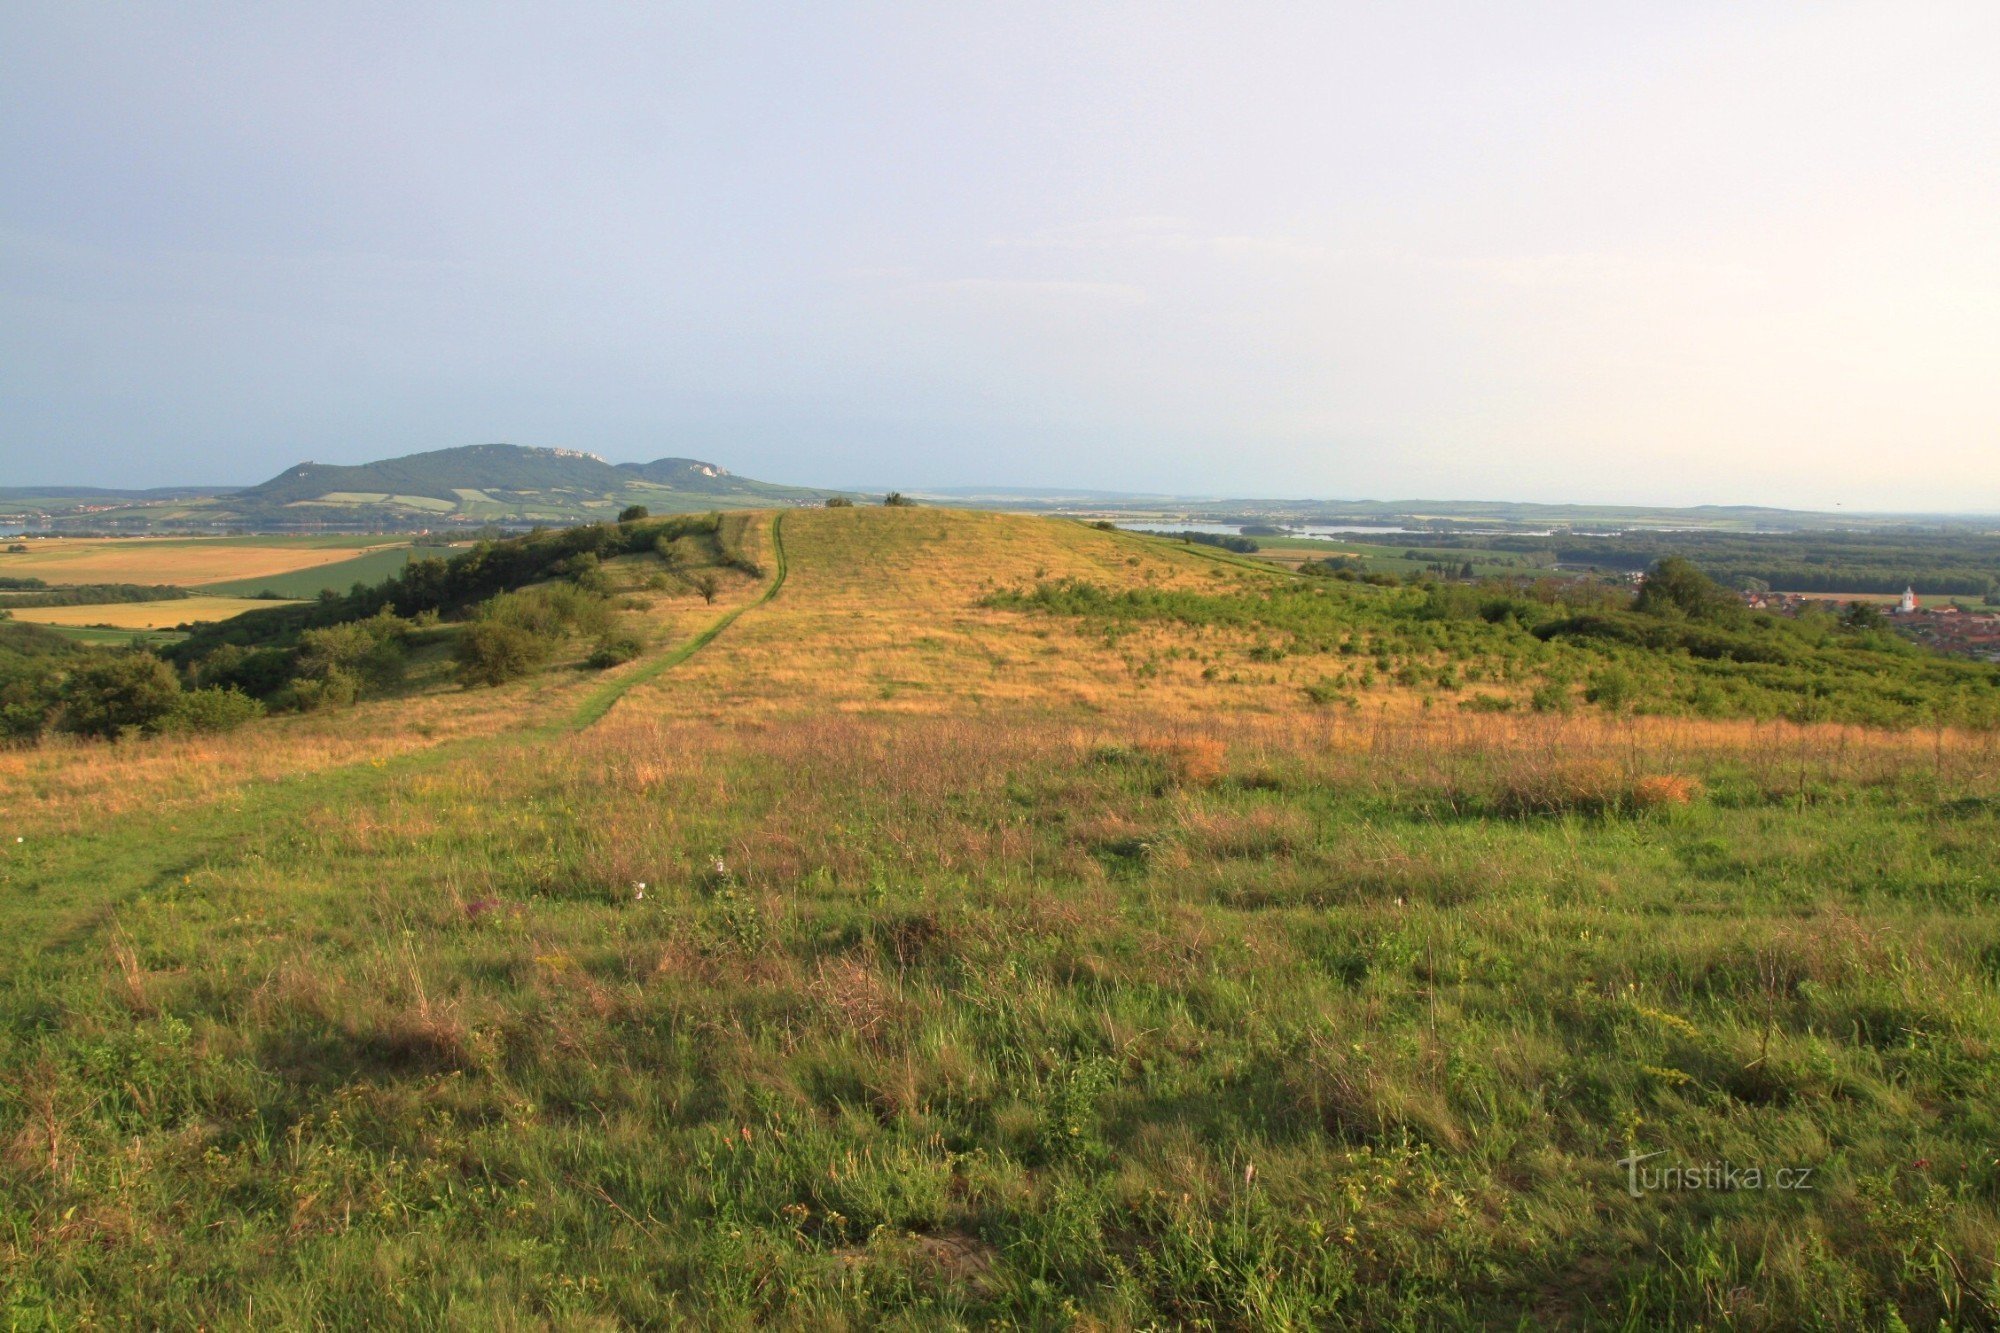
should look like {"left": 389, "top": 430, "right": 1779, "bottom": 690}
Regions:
{"left": 1617, "top": 1151, "right": 1815, "bottom": 1198}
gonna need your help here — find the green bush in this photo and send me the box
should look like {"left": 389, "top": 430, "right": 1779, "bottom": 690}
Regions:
{"left": 617, "top": 504, "right": 649, "bottom": 523}
{"left": 455, "top": 621, "right": 552, "bottom": 686}
{"left": 478, "top": 584, "right": 613, "bottom": 640}
{"left": 158, "top": 686, "right": 264, "bottom": 734}
{"left": 1586, "top": 664, "right": 1639, "bottom": 713}
{"left": 291, "top": 667, "right": 360, "bottom": 712}
{"left": 586, "top": 630, "right": 645, "bottom": 669}
{"left": 59, "top": 653, "right": 183, "bottom": 738}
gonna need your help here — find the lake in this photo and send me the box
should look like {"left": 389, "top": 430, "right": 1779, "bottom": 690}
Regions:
{"left": 1119, "top": 522, "right": 1414, "bottom": 538}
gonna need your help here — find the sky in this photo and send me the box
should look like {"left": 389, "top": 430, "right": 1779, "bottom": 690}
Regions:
{"left": 3, "top": 3, "right": 1997, "bottom": 510}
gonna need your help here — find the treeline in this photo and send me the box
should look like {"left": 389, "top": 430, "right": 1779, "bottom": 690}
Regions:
{"left": 1, "top": 513, "right": 729, "bottom": 743}
{"left": 167, "top": 513, "right": 723, "bottom": 705}
{"left": 172, "top": 513, "right": 719, "bottom": 657}
{"left": 0, "top": 579, "right": 189, "bottom": 607}
{"left": 1159, "top": 530, "right": 1261, "bottom": 553}
{"left": 0, "top": 622, "right": 261, "bottom": 741}
{"left": 1410, "top": 531, "right": 2000, "bottom": 599}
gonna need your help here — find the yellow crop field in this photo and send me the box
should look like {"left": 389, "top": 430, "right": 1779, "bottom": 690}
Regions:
{"left": 0, "top": 536, "right": 405, "bottom": 586}
{"left": 8, "top": 595, "right": 299, "bottom": 629}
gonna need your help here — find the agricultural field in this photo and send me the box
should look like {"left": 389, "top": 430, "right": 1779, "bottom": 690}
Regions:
{"left": 3, "top": 508, "right": 2000, "bottom": 1327}
{"left": 0, "top": 535, "right": 406, "bottom": 587}
{"left": 196, "top": 544, "right": 424, "bottom": 599}
{"left": 6, "top": 596, "right": 303, "bottom": 631}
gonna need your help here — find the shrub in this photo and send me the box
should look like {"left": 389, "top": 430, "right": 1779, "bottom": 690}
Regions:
{"left": 1630, "top": 774, "right": 1704, "bottom": 810}
{"left": 455, "top": 621, "right": 552, "bottom": 686}
{"left": 1493, "top": 759, "right": 1624, "bottom": 818}
{"left": 478, "top": 584, "right": 613, "bottom": 640}
{"left": 586, "top": 630, "right": 645, "bottom": 669}
{"left": 618, "top": 504, "right": 649, "bottom": 523}
{"left": 291, "top": 667, "right": 360, "bottom": 712}
{"left": 297, "top": 615, "right": 408, "bottom": 693}
{"left": 1138, "top": 737, "right": 1227, "bottom": 787}
{"left": 825, "top": 497, "right": 855, "bottom": 508}
{"left": 158, "top": 686, "right": 264, "bottom": 734}
{"left": 1586, "top": 664, "right": 1639, "bottom": 713}
{"left": 60, "top": 653, "right": 183, "bottom": 738}
{"left": 1530, "top": 680, "right": 1575, "bottom": 714}
{"left": 883, "top": 492, "right": 917, "bottom": 507}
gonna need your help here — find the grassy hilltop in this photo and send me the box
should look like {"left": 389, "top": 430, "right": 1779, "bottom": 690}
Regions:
{"left": 4, "top": 507, "right": 2000, "bottom": 1327}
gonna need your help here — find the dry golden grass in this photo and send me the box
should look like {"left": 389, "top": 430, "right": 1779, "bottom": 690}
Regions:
{"left": 13, "top": 507, "right": 1996, "bottom": 839}
{"left": 619, "top": 507, "right": 1307, "bottom": 720}
{"left": 9, "top": 596, "right": 301, "bottom": 629}
{"left": 0, "top": 537, "right": 404, "bottom": 586}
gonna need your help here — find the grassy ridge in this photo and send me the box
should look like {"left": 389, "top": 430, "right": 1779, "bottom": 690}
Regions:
{"left": 2, "top": 508, "right": 1998, "bottom": 1327}
{"left": 567, "top": 512, "right": 790, "bottom": 730}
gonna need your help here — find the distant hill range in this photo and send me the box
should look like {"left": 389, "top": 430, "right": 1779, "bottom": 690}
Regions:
{"left": 1, "top": 444, "right": 850, "bottom": 532}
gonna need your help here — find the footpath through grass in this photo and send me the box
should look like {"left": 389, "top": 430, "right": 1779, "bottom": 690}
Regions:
{"left": 568, "top": 511, "right": 789, "bottom": 730}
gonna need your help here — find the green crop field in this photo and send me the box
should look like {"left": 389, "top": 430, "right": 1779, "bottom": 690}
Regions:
{"left": 3, "top": 508, "right": 1998, "bottom": 1328}
{"left": 197, "top": 544, "right": 421, "bottom": 598}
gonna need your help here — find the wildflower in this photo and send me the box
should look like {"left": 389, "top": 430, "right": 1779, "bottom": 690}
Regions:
{"left": 711, "top": 856, "right": 729, "bottom": 877}
{"left": 633, "top": 881, "right": 647, "bottom": 900}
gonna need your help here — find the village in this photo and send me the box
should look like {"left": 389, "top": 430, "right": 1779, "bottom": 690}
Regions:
{"left": 1742, "top": 585, "right": 2000, "bottom": 661}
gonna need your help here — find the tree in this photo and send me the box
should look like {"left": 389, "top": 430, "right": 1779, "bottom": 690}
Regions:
{"left": 691, "top": 573, "right": 720, "bottom": 605}
{"left": 1842, "top": 601, "right": 1887, "bottom": 630}
{"left": 60, "top": 652, "right": 182, "bottom": 738}
{"left": 825, "top": 496, "right": 855, "bottom": 508}
{"left": 1635, "top": 556, "right": 1731, "bottom": 621}
{"left": 618, "top": 504, "right": 650, "bottom": 523}
{"left": 882, "top": 492, "right": 917, "bottom": 507}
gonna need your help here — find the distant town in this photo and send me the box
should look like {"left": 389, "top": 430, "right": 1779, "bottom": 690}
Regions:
{"left": 1743, "top": 586, "right": 2000, "bottom": 661}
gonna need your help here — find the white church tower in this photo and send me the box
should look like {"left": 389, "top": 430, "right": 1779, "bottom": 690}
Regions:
{"left": 1899, "top": 587, "right": 1918, "bottom": 614}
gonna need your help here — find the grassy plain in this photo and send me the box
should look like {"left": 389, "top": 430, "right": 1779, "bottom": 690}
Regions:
{"left": 7, "top": 596, "right": 304, "bottom": 631}
{"left": 0, "top": 536, "right": 404, "bottom": 587}
{"left": 3, "top": 508, "right": 1999, "bottom": 1328}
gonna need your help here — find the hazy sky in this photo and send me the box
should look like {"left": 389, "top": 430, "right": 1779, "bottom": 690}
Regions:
{"left": 4, "top": 3, "right": 1997, "bottom": 509}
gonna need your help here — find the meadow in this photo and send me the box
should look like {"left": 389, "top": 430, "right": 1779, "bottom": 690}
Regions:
{"left": 3, "top": 508, "right": 1998, "bottom": 1328}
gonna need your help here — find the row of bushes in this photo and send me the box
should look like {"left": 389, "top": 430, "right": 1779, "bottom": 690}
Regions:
{"left": 169, "top": 513, "right": 720, "bottom": 661}
{"left": 0, "top": 627, "right": 264, "bottom": 741}
{"left": 1, "top": 507, "right": 717, "bottom": 742}
{"left": 0, "top": 581, "right": 189, "bottom": 606}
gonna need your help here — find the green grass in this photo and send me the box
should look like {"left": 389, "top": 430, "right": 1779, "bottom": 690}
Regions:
{"left": 5, "top": 510, "right": 2000, "bottom": 1327}
{"left": 197, "top": 545, "right": 420, "bottom": 598}
{"left": 5, "top": 716, "right": 1999, "bottom": 1327}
